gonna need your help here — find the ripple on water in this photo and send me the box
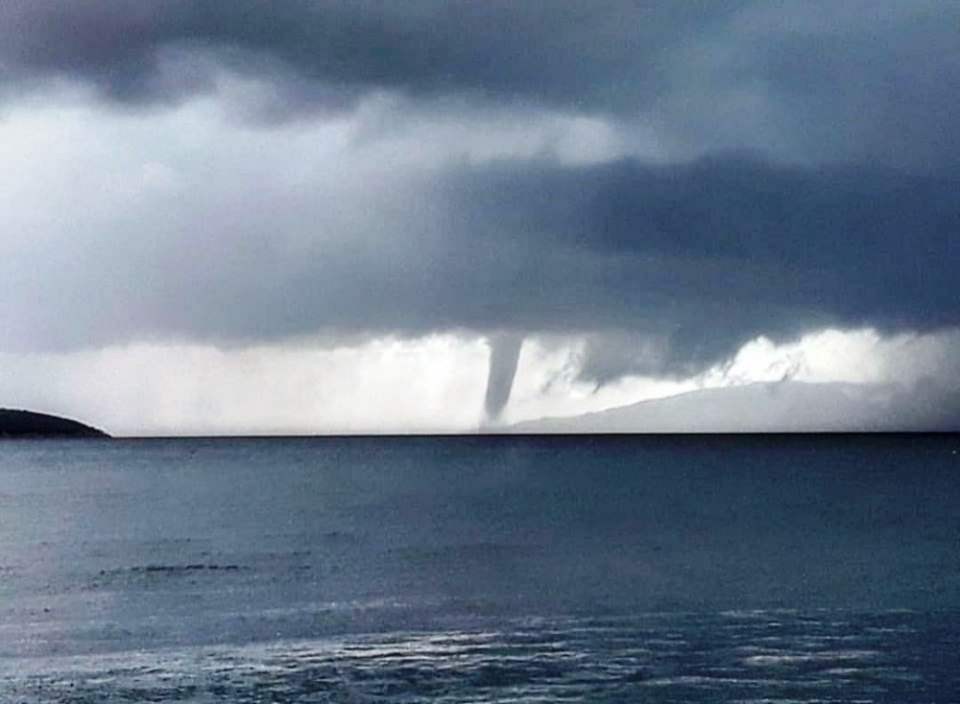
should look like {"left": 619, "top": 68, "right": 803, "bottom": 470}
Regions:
{"left": 0, "top": 609, "right": 957, "bottom": 703}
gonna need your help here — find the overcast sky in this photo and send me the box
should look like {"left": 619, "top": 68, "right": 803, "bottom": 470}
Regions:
{"left": 1, "top": 1, "right": 958, "bottom": 434}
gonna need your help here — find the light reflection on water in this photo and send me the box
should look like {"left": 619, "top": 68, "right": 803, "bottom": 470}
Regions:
{"left": 2, "top": 609, "right": 957, "bottom": 703}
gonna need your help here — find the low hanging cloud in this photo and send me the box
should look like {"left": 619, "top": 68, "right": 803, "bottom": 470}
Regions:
{"left": 449, "top": 156, "right": 960, "bottom": 379}
{"left": 0, "top": 336, "right": 490, "bottom": 436}
{"left": 5, "top": 326, "right": 953, "bottom": 436}
{"left": 503, "top": 327, "right": 960, "bottom": 431}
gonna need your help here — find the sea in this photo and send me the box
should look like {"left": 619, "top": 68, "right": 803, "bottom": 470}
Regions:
{"left": 0, "top": 434, "right": 958, "bottom": 703}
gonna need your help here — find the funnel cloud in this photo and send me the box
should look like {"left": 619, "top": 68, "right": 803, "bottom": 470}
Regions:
{"left": 483, "top": 334, "right": 524, "bottom": 424}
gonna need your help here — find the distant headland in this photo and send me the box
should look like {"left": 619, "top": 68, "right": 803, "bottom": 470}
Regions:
{"left": 0, "top": 409, "right": 109, "bottom": 438}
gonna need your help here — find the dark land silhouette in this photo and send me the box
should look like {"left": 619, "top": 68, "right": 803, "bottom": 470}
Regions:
{"left": 0, "top": 409, "right": 108, "bottom": 438}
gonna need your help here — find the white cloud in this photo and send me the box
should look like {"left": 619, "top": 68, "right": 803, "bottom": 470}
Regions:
{"left": 701, "top": 327, "right": 960, "bottom": 389}
{"left": 1, "top": 326, "right": 957, "bottom": 434}
{"left": 0, "top": 335, "right": 488, "bottom": 436}
{"left": 503, "top": 326, "right": 960, "bottom": 427}
{"left": 502, "top": 337, "right": 697, "bottom": 426}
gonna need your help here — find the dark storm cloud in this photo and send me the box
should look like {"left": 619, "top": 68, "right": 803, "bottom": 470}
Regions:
{"left": 0, "top": 0, "right": 736, "bottom": 109}
{"left": 663, "top": 2, "right": 960, "bottom": 171}
{"left": 4, "top": 152, "right": 955, "bottom": 381}
{"left": 3, "top": 1, "right": 959, "bottom": 169}
{"left": 430, "top": 155, "right": 960, "bottom": 375}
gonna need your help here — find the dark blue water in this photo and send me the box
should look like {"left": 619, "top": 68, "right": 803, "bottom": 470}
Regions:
{"left": 1, "top": 435, "right": 958, "bottom": 701}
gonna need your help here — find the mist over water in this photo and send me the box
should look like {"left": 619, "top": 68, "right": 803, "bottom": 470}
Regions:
{"left": 0, "top": 435, "right": 958, "bottom": 701}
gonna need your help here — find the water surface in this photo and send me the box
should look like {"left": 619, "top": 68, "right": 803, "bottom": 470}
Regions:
{"left": 1, "top": 435, "right": 957, "bottom": 701}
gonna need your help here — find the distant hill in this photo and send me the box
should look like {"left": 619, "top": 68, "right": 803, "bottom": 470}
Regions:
{"left": 0, "top": 409, "right": 109, "bottom": 438}
{"left": 507, "top": 381, "right": 960, "bottom": 433}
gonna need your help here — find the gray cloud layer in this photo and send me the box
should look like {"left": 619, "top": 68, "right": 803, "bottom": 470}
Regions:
{"left": 3, "top": 1, "right": 959, "bottom": 168}
{"left": 4, "top": 152, "right": 956, "bottom": 379}
{"left": 0, "top": 2, "right": 734, "bottom": 108}
{"left": 1, "top": 1, "right": 958, "bottom": 392}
